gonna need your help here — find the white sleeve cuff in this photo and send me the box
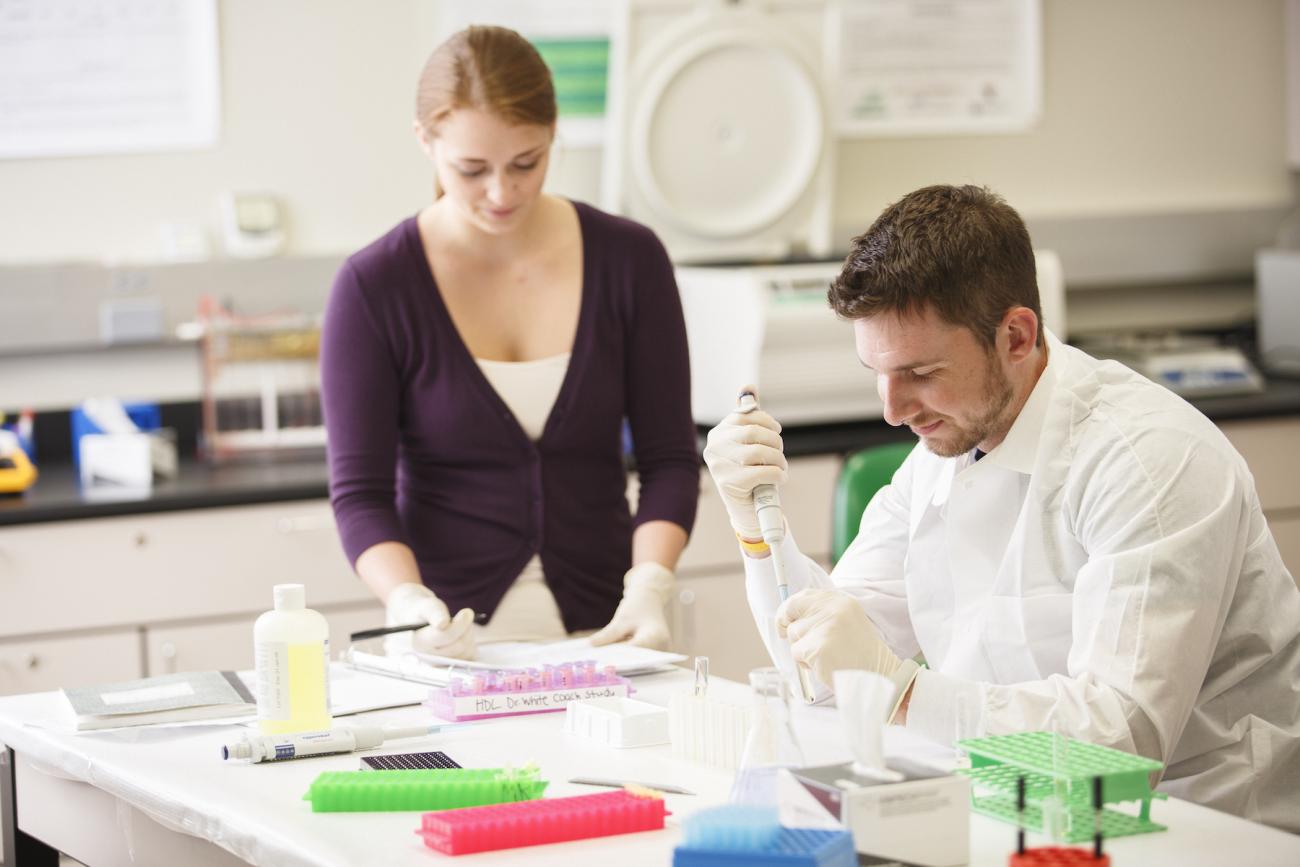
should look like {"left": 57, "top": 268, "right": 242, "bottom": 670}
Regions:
{"left": 903, "top": 667, "right": 984, "bottom": 745}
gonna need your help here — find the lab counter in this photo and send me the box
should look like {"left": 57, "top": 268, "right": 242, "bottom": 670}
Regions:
{"left": 3, "top": 375, "right": 1300, "bottom": 528}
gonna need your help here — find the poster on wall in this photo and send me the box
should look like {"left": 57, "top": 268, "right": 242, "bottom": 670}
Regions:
{"left": 438, "top": 0, "right": 613, "bottom": 149}
{"left": 0, "top": 0, "right": 220, "bottom": 159}
{"left": 832, "top": 0, "right": 1041, "bottom": 136}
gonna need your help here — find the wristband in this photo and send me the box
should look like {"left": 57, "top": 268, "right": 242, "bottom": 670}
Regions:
{"left": 735, "top": 532, "right": 770, "bottom": 555}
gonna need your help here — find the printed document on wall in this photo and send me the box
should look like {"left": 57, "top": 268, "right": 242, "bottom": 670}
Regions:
{"left": 0, "top": 0, "right": 220, "bottom": 159}
{"left": 832, "top": 0, "right": 1041, "bottom": 136}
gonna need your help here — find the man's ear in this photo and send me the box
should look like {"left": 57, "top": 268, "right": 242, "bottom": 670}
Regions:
{"left": 1001, "top": 306, "right": 1040, "bottom": 363}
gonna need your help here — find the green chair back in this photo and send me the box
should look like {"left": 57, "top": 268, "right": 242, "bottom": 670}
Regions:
{"left": 832, "top": 441, "right": 914, "bottom": 564}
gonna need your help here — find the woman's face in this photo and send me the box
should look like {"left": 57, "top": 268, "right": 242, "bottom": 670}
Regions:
{"left": 421, "top": 108, "right": 554, "bottom": 236}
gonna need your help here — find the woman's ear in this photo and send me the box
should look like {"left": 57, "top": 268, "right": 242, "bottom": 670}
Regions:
{"left": 413, "top": 120, "right": 436, "bottom": 160}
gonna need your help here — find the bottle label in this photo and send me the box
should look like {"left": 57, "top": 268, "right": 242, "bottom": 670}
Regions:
{"left": 255, "top": 640, "right": 291, "bottom": 721}
{"left": 255, "top": 639, "right": 330, "bottom": 721}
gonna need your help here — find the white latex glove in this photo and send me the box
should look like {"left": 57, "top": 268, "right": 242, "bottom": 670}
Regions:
{"left": 384, "top": 582, "right": 478, "bottom": 660}
{"left": 702, "top": 404, "right": 788, "bottom": 539}
{"left": 588, "top": 562, "right": 674, "bottom": 650}
{"left": 776, "top": 589, "right": 919, "bottom": 718}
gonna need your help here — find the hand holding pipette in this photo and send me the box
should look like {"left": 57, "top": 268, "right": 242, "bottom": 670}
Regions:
{"left": 702, "top": 387, "right": 813, "bottom": 702}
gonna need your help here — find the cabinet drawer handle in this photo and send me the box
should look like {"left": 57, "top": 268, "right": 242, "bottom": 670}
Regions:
{"left": 21, "top": 652, "right": 38, "bottom": 670}
{"left": 276, "top": 515, "right": 333, "bottom": 534}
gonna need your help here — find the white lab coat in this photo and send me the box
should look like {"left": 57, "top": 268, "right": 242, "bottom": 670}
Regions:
{"left": 745, "top": 331, "right": 1300, "bottom": 831}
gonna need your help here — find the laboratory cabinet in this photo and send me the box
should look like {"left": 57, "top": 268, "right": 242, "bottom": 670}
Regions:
{"left": 1218, "top": 417, "right": 1300, "bottom": 585}
{"left": 0, "top": 500, "right": 376, "bottom": 696}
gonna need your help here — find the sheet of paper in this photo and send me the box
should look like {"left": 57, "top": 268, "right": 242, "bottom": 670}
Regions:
{"left": 346, "top": 640, "right": 686, "bottom": 688}
{"left": 832, "top": 0, "right": 1041, "bottom": 136}
{"left": 0, "top": 0, "right": 220, "bottom": 158}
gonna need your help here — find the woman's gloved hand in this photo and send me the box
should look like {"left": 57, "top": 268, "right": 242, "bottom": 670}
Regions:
{"left": 384, "top": 582, "right": 478, "bottom": 660}
{"left": 589, "top": 562, "right": 675, "bottom": 651}
{"left": 702, "top": 404, "right": 788, "bottom": 540}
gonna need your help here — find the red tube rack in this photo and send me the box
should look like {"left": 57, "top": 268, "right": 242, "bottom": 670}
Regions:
{"left": 416, "top": 788, "right": 668, "bottom": 855}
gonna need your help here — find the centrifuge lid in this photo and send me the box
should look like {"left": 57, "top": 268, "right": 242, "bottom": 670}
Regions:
{"left": 629, "top": 22, "right": 826, "bottom": 240}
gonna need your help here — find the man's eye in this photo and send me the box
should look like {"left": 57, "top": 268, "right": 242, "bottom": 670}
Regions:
{"left": 911, "top": 370, "right": 934, "bottom": 380}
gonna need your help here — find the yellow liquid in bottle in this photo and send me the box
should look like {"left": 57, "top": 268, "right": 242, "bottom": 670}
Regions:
{"left": 257, "top": 641, "right": 332, "bottom": 735}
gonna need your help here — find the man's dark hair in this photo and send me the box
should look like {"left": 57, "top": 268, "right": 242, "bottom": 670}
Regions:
{"left": 828, "top": 185, "right": 1043, "bottom": 349}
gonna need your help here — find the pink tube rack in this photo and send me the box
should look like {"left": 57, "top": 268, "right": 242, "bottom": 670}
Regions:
{"left": 426, "top": 661, "right": 633, "bottom": 721}
{"left": 416, "top": 788, "right": 668, "bottom": 855}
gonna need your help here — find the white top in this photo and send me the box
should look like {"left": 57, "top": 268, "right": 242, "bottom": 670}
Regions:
{"left": 473, "top": 352, "right": 573, "bottom": 640}
{"left": 745, "top": 330, "right": 1300, "bottom": 832}
{"left": 475, "top": 352, "right": 570, "bottom": 441}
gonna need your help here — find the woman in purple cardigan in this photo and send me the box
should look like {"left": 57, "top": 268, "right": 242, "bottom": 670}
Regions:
{"left": 321, "top": 26, "right": 699, "bottom": 661}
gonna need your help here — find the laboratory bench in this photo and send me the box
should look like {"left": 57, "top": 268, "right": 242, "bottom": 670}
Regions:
{"left": 1, "top": 384, "right": 1299, "bottom": 699}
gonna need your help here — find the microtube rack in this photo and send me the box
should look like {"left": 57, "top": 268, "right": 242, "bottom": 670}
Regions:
{"left": 416, "top": 788, "right": 668, "bottom": 855}
{"left": 956, "top": 732, "right": 1167, "bottom": 842}
{"left": 301, "top": 765, "right": 546, "bottom": 813}
{"left": 668, "top": 693, "right": 752, "bottom": 770}
{"left": 672, "top": 805, "right": 856, "bottom": 867}
{"left": 426, "top": 661, "right": 633, "bottom": 721}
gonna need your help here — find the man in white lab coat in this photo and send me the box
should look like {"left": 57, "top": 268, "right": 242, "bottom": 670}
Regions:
{"left": 704, "top": 184, "right": 1300, "bottom": 831}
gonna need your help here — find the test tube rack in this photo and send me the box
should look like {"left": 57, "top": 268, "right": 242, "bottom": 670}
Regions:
{"left": 426, "top": 661, "right": 633, "bottom": 721}
{"left": 672, "top": 805, "right": 856, "bottom": 867}
{"left": 956, "top": 732, "right": 1167, "bottom": 843}
{"left": 416, "top": 788, "right": 668, "bottom": 855}
{"left": 301, "top": 765, "right": 546, "bottom": 813}
{"left": 668, "top": 692, "right": 752, "bottom": 770}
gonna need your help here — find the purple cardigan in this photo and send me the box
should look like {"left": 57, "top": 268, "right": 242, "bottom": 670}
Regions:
{"left": 321, "top": 202, "right": 699, "bottom": 631}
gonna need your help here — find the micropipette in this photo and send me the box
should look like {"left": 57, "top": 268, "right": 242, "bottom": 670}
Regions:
{"left": 735, "top": 388, "right": 816, "bottom": 703}
{"left": 222, "top": 722, "right": 461, "bottom": 763}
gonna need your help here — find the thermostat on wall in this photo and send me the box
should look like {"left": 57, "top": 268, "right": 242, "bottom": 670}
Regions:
{"left": 219, "top": 192, "right": 285, "bottom": 258}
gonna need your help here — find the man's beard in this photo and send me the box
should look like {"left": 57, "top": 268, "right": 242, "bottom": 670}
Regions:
{"left": 922, "top": 355, "right": 1014, "bottom": 458}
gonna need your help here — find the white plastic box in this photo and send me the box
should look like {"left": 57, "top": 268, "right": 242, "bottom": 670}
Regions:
{"left": 564, "top": 697, "right": 670, "bottom": 748}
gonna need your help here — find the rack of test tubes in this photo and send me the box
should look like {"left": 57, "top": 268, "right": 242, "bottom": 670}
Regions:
{"left": 302, "top": 765, "right": 546, "bottom": 813}
{"left": 426, "top": 661, "right": 633, "bottom": 722}
{"left": 956, "top": 731, "right": 1167, "bottom": 843}
{"left": 671, "top": 805, "right": 856, "bottom": 867}
{"left": 416, "top": 787, "right": 668, "bottom": 855}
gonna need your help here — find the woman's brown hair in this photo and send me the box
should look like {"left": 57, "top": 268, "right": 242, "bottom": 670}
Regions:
{"left": 415, "top": 25, "right": 557, "bottom": 133}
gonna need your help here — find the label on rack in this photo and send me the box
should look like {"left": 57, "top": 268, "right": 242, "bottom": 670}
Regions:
{"left": 451, "top": 683, "right": 631, "bottom": 717}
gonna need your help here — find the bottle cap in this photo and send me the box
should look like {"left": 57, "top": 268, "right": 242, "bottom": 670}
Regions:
{"left": 274, "top": 583, "right": 306, "bottom": 611}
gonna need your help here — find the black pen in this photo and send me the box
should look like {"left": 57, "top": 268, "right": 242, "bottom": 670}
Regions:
{"left": 350, "top": 613, "right": 488, "bottom": 643}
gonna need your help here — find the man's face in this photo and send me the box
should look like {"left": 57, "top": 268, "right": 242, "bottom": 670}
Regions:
{"left": 854, "top": 307, "right": 1015, "bottom": 457}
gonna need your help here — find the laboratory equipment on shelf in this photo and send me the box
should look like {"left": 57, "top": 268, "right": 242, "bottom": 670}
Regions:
{"left": 602, "top": 0, "right": 836, "bottom": 264}
{"left": 0, "top": 428, "right": 37, "bottom": 494}
{"left": 195, "top": 295, "right": 325, "bottom": 462}
{"left": 1075, "top": 331, "right": 1264, "bottom": 399}
{"left": 677, "top": 251, "right": 1066, "bottom": 425}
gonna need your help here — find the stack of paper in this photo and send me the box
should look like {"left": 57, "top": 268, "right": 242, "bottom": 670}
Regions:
{"left": 62, "top": 670, "right": 256, "bottom": 731}
{"left": 347, "top": 639, "right": 687, "bottom": 687}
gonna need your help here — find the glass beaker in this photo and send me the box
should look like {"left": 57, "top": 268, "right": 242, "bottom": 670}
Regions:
{"left": 730, "top": 666, "right": 806, "bottom": 805}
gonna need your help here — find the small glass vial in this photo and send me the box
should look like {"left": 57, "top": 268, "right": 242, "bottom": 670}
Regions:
{"left": 254, "top": 583, "right": 331, "bottom": 735}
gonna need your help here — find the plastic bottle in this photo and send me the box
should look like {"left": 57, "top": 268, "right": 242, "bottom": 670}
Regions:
{"left": 254, "top": 583, "right": 331, "bottom": 735}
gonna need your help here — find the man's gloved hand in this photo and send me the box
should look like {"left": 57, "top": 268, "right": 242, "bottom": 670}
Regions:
{"left": 775, "top": 589, "right": 905, "bottom": 690}
{"left": 702, "top": 403, "right": 788, "bottom": 540}
{"left": 385, "top": 582, "right": 477, "bottom": 660}
{"left": 589, "top": 562, "right": 674, "bottom": 650}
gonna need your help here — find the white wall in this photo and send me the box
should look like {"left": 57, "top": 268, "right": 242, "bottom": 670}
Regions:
{"left": 0, "top": 0, "right": 1289, "bottom": 268}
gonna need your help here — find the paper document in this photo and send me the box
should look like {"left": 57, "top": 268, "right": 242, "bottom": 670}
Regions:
{"left": 63, "top": 670, "right": 255, "bottom": 731}
{"left": 347, "top": 640, "right": 686, "bottom": 687}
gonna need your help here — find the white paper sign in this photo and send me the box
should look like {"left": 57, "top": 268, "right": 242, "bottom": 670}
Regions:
{"left": 0, "top": 0, "right": 220, "bottom": 158}
{"left": 832, "top": 0, "right": 1041, "bottom": 136}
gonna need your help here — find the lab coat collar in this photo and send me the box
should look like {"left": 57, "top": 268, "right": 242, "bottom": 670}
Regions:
{"left": 977, "top": 328, "right": 1063, "bottom": 475}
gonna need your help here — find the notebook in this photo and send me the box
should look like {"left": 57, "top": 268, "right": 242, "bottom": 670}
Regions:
{"left": 62, "top": 670, "right": 257, "bottom": 731}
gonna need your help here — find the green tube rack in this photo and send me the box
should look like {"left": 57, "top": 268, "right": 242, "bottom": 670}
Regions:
{"left": 956, "top": 731, "right": 1167, "bottom": 843}
{"left": 302, "top": 765, "right": 547, "bottom": 813}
